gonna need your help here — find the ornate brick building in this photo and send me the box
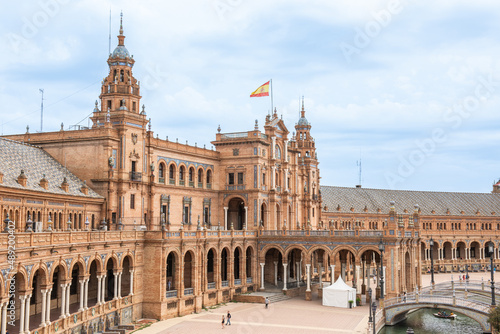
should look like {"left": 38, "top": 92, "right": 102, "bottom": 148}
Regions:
{"left": 0, "top": 16, "right": 499, "bottom": 334}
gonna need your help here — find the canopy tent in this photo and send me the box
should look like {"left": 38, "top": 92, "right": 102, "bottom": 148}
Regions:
{"left": 322, "top": 276, "right": 357, "bottom": 308}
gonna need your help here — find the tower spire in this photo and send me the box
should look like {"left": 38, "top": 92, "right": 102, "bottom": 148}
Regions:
{"left": 119, "top": 11, "right": 123, "bottom": 35}
{"left": 118, "top": 11, "right": 125, "bottom": 46}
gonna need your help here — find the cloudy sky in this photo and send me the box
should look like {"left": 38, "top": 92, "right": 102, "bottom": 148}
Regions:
{"left": 1, "top": 0, "right": 500, "bottom": 193}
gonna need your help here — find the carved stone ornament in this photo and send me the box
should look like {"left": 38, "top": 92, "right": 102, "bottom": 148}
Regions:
{"left": 131, "top": 133, "right": 138, "bottom": 145}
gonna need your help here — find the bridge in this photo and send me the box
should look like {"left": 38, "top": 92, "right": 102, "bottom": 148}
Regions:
{"left": 384, "top": 280, "right": 499, "bottom": 332}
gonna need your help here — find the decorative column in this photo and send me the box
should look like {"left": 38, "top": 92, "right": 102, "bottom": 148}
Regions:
{"left": 84, "top": 279, "right": 89, "bottom": 310}
{"left": 319, "top": 266, "right": 323, "bottom": 287}
{"left": 305, "top": 264, "right": 311, "bottom": 292}
{"left": 1, "top": 302, "right": 7, "bottom": 334}
{"left": 283, "top": 263, "right": 288, "bottom": 290}
{"left": 60, "top": 284, "right": 66, "bottom": 318}
{"left": 296, "top": 262, "right": 300, "bottom": 288}
{"left": 244, "top": 207, "right": 248, "bottom": 229}
{"left": 79, "top": 280, "right": 85, "bottom": 311}
{"left": 260, "top": 263, "right": 265, "bottom": 290}
{"left": 96, "top": 276, "right": 102, "bottom": 305}
{"left": 45, "top": 288, "right": 52, "bottom": 325}
{"left": 65, "top": 284, "right": 70, "bottom": 317}
{"left": 330, "top": 265, "right": 335, "bottom": 284}
{"left": 129, "top": 270, "right": 134, "bottom": 295}
{"left": 101, "top": 275, "right": 107, "bottom": 303}
{"left": 40, "top": 290, "right": 47, "bottom": 327}
{"left": 25, "top": 294, "right": 31, "bottom": 334}
{"left": 19, "top": 296, "right": 26, "bottom": 334}
{"left": 224, "top": 207, "right": 228, "bottom": 230}
{"left": 113, "top": 273, "right": 118, "bottom": 300}
{"left": 118, "top": 272, "right": 122, "bottom": 298}
{"left": 274, "top": 261, "right": 278, "bottom": 286}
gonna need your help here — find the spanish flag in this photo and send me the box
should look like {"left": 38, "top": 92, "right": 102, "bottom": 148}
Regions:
{"left": 250, "top": 81, "right": 270, "bottom": 97}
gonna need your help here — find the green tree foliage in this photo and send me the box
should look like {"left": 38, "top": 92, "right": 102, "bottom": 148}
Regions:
{"left": 488, "top": 306, "right": 500, "bottom": 332}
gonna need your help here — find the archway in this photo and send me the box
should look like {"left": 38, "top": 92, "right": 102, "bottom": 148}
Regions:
{"left": 227, "top": 198, "right": 245, "bottom": 230}
{"left": 264, "top": 247, "right": 283, "bottom": 289}
{"left": 166, "top": 252, "right": 178, "bottom": 293}
{"left": 245, "top": 247, "right": 253, "bottom": 283}
{"left": 88, "top": 260, "right": 99, "bottom": 307}
{"left": 121, "top": 256, "right": 132, "bottom": 296}
{"left": 184, "top": 251, "right": 195, "bottom": 295}
{"left": 359, "top": 249, "right": 380, "bottom": 297}
{"left": 286, "top": 248, "right": 304, "bottom": 288}
{"left": 405, "top": 251, "right": 411, "bottom": 291}
{"left": 234, "top": 247, "right": 241, "bottom": 283}
{"left": 221, "top": 248, "right": 229, "bottom": 286}
{"left": 207, "top": 249, "right": 216, "bottom": 289}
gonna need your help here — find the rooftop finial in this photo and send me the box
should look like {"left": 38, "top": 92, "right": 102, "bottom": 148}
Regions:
{"left": 119, "top": 11, "right": 123, "bottom": 35}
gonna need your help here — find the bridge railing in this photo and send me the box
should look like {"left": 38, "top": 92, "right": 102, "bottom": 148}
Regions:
{"left": 385, "top": 291, "right": 492, "bottom": 314}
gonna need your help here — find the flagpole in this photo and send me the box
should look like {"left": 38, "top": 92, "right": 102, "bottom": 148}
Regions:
{"left": 270, "top": 79, "right": 274, "bottom": 114}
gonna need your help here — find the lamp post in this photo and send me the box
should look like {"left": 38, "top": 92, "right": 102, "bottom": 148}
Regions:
{"left": 371, "top": 301, "right": 377, "bottom": 334}
{"left": 379, "top": 239, "right": 385, "bottom": 300}
{"left": 489, "top": 243, "right": 496, "bottom": 306}
{"left": 430, "top": 238, "right": 435, "bottom": 287}
{"left": 368, "top": 288, "right": 372, "bottom": 323}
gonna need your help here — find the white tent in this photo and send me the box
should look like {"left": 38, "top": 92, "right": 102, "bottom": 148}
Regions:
{"left": 322, "top": 276, "right": 357, "bottom": 308}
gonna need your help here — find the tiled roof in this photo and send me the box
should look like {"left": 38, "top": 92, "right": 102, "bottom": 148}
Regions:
{"left": 0, "top": 138, "right": 102, "bottom": 199}
{"left": 320, "top": 186, "right": 500, "bottom": 217}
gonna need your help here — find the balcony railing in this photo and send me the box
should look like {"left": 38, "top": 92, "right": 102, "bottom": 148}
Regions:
{"left": 198, "top": 182, "right": 203, "bottom": 188}
{"left": 129, "top": 172, "right": 142, "bottom": 181}
{"left": 246, "top": 277, "right": 253, "bottom": 284}
{"left": 189, "top": 181, "right": 194, "bottom": 187}
{"left": 184, "top": 288, "right": 194, "bottom": 296}
{"left": 166, "top": 290, "right": 177, "bottom": 298}
{"left": 234, "top": 279, "right": 241, "bottom": 285}
{"left": 207, "top": 183, "right": 212, "bottom": 189}
{"left": 179, "top": 180, "right": 185, "bottom": 186}
{"left": 221, "top": 280, "right": 229, "bottom": 287}
{"left": 207, "top": 282, "right": 216, "bottom": 290}
{"left": 159, "top": 177, "right": 165, "bottom": 184}
{"left": 169, "top": 178, "right": 175, "bottom": 185}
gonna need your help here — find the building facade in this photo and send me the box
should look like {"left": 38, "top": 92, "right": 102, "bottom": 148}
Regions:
{"left": 0, "top": 17, "right": 499, "bottom": 334}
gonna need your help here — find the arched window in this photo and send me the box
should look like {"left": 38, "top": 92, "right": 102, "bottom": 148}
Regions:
{"left": 206, "top": 170, "right": 212, "bottom": 186}
{"left": 189, "top": 167, "right": 194, "bottom": 182}
{"left": 198, "top": 169, "right": 203, "bottom": 187}
{"left": 159, "top": 163, "right": 165, "bottom": 183}
{"left": 120, "top": 70, "right": 124, "bottom": 82}
{"left": 168, "top": 164, "right": 175, "bottom": 184}
{"left": 275, "top": 145, "right": 281, "bottom": 159}
{"left": 179, "top": 166, "right": 185, "bottom": 185}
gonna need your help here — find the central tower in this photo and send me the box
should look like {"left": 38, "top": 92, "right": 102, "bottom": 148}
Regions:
{"left": 91, "top": 12, "right": 145, "bottom": 128}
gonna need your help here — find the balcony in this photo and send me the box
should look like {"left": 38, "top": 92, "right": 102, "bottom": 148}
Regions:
{"left": 184, "top": 288, "right": 194, "bottom": 296}
{"left": 159, "top": 177, "right": 165, "bottom": 184}
{"left": 189, "top": 181, "right": 194, "bottom": 187}
{"left": 129, "top": 172, "right": 142, "bottom": 181}
{"left": 207, "top": 282, "right": 216, "bottom": 290}
{"left": 207, "top": 184, "right": 212, "bottom": 189}
{"left": 179, "top": 180, "right": 185, "bottom": 186}
{"left": 198, "top": 182, "right": 203, "bottom": 188}
{"left": 166, "top": 290, "right": 177, "bottom": 298}
{"left": 169, "top": 178, "right": 175, "bottom": 185}
{"left": 221, "top": 280, "right": 229, "bottom": 287}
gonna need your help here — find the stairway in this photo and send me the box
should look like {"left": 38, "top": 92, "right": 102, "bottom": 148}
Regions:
{"left": 267, "top": 293, "right": 292, "bottom": 304}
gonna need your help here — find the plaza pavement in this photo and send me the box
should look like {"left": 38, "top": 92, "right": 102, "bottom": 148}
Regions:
{"left": 137, "top": 271, "right": 500, "bottom": 334}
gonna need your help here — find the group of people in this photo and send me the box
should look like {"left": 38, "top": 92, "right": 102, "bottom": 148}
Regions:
{"left": 220, "top": 297, "right": 270, "bottom": 329}
{"left": 221, "top": 311, "right": 232, "bottom": 329}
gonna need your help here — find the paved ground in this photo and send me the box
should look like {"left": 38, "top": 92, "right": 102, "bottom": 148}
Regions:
{"left": 137, "top": 271, "right": 500, "bottom": 334}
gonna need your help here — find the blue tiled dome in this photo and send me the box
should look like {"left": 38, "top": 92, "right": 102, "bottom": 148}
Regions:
{"left": 111, "top": 45, "right": 130, "bottom": 59}
{"left": 298, "top": 116, "right": 309, "bottom": 126}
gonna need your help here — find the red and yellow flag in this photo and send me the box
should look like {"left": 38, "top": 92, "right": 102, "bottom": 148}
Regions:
{"left": 250, "top": 81, "right": 270, "bottom": 97}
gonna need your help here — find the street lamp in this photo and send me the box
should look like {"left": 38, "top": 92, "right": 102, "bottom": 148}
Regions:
{"left": 430, "top": 238, "right": 435, "bottom": 287}
{"left": 379, "top": 239, "right": 385, "bottom": 299}
{"left": 371, "top": 301, "right": 377, "bottom": 334}
{"left": 489, "top": 243, "right": 496, "bottom": 306}
{"left": 368, "top": 288, "right": 373, "bottom": 323}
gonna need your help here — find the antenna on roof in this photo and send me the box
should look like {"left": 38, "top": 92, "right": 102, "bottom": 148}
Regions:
{"left": 356, "top": 155, "right": 362, "bottom": 188}
{"left": 39, "top": 89, "right": 44, "bottom": 132}
{"left": 108, "top": 8, "right": 112, "bottom": 55}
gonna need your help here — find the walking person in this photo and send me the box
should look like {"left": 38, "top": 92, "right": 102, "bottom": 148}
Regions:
{"left": 221, "top": 315, "right": 225, "bottom": 329}
{"left": 226, "top": 311, "right": 231, "bottom": 325}
{"left": 265, "top": 297, "right": 269, "bottom": 309}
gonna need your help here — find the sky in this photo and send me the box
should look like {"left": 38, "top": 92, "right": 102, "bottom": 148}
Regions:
{"left": 1, "top": 0, "right": 500, "bottom": 193}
